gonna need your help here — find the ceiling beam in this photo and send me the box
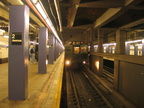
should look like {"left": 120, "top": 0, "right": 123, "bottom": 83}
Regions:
{"left": 93, "top": 0, "right": 144, "bottom": 29}
{"left": 79, "top": 1, "right": 124, "bottom": 8}
{"left": 93, "top": 8, "right": 122, "bottom": 28}
{"left": 0, "top": 7, "right": 9, "bottom": 20}
{"left": 69, "top": 24, "right": 93, "bottom": 29}
{"left": 67, "top": 0, "right": 81, "bottom": 28}
{"left": 120, "top": 18, "right": 144, "bottom": 29}
{"left": 7, "top": 0, "right": 44, "bottom": 27}
{"left": 59, "top": 3, "right": 72, "bottom": 7}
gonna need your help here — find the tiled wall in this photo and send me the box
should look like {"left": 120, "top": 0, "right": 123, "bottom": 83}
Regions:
{"left": 0, "top": 36, "right": 8, "bottom": 63}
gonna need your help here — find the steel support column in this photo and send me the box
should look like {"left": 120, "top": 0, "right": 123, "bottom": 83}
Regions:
{"left": 114, "top": 29, "right": 126, "bottom": 90}
{"left": 38, "top": 27, "right": 48, "bottom": 74}
{"left": 9, "top": 5, "right": 29, "bottom": 100}
{"left": 48, "top": 33, "right": 55, "bottom": 64}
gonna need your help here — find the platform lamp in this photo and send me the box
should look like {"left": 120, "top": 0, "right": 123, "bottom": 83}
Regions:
{"left": 26, "top": 0, "right": 64, "bottom": 49}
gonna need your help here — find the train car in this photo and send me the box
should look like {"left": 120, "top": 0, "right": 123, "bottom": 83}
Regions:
{"left": 65, "top": 41, "right": 88, "bottom": 68}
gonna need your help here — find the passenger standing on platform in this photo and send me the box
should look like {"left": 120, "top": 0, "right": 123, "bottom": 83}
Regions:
{"left": 29, "top": 45, "right": 35, "bottom": 64}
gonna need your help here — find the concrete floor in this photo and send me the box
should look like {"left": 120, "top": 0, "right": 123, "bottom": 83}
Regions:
{"left": 0, "top": 53, "right": 64, "bottom": 108}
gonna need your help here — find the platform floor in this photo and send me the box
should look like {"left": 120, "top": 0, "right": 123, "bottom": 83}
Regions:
{"left": 0, "top": 53, "right": 64, "bottom": 108}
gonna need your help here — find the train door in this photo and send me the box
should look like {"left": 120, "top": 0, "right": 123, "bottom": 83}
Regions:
{"left": 73, "top": 45, "right": 81, "bottom": 63}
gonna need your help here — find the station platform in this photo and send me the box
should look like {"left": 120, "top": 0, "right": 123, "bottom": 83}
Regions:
{"left": 0, "top": 53, "right": 64, "bottom": 108}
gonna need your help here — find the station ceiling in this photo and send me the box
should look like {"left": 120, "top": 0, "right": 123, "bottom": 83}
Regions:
{"left": 0, "top": 0, "right": 144, "bottom": 44}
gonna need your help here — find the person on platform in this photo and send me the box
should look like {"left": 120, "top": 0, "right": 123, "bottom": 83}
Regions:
{"left": 29, "top": 45, "right": 35, "bottom": 64}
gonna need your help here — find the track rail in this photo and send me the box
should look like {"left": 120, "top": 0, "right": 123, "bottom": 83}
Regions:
{"left": 65, "top": 67, "right": 113, "bottom": 108}
{"left": 82, "top": 65, "right": 137, "bottom": 108}
{"left": 69, "top": 69, "right": 81, "bottom": 108}
{"left": 82, "top": 72, "right": 113, "bottom": 108}
{"left": 102, "top": 70, "right": 114, "bottom": 84}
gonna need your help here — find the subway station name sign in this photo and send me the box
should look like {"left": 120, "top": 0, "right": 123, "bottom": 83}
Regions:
{"left": 11, "top": 32, "right": 22, "bottom": 45}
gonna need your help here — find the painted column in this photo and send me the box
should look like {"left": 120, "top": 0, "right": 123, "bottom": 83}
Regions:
{"left": 106, "top": 45, "right": 109, "bottom": 53}
{"left": 114, "top": 29, "right": 126, "bottom": 90}
{"left": 134, "top": 46, "right": 138, "bottom": 55}
{"left": 90, "top": 29, "right": 95, "bottom": 53}
{"left": 55, "top": 39, "right": 57, "bottom": 60}
{"left": 114, "top": 59, "right": 119, "bottom": 90}
{"left": 58, "top": 42, "right": 60, "bottom": 57}
{"left": 56, "top": 39, "right": 59, "bottom": 59}
{"left": 90, "top": 42, "right": 94, "bottom": 52}
{"left": 57, "top": 42, "right": 60, "bottom": 57}
{"left": 54, "top": 37, "right": 57, "bottom": 61}
{"left": 59, "top": 44, "right": 62, "bottom": 54}
{"left": 115, "top": 29, "right": 126, "bottom": 54}
{"left": 48, "top": 33, "right": 55, "bottom": 64}
{"left": 125, "top": 43, "right": 130, "bottom": 55}
{"left": 9, "top": 5, "right": 29, "bottom": 100}
{"left": 97, "top": 28, "right": 103, "bottom": 76}
{"left": 97, "top": 29, "right": 103, "bottom": 53}
{"left": 38, "top": 27, "right": 48, "bottom": 74}
{"left": 142, "top": 39, "right": 144, "bottom": 56}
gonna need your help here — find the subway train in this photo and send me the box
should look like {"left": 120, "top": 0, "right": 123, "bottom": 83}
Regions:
{"left": 65, "top": 41, "right": 88, "bottom": 68}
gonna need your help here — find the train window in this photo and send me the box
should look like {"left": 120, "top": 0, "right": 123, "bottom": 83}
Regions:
{"left": 66, "top": 49, "right": 71, "bottom": 52}
{"left": 73, "top": 47, "right": 80, "bottom": 54}
{"left": 73, "top": 42, "right": 75, "bottom": 45}
{"left": 81, "top": 46, "right": 87, "bottom": 53}
{"left": 76, "top": 42, "right": 80, "bottom": 45}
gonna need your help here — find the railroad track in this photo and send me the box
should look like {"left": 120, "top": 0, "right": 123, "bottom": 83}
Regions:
{"left": 102, "top": 70, "right": 114, "bottom": 84}
{"left": 65, "top": 67, "right": 113, "bottom": 108}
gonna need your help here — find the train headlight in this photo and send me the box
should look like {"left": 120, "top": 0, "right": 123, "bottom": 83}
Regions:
{"left": 83, "top": 61, "right": 86, "bottom": 64}
{"left": 65, "top": 60, "right": 71, "bottom": 65}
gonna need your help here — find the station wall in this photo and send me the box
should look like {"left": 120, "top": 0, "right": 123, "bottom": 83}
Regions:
{"left": 0, "top": 36, "right": 8, "bottom": 63}
{"left": 119, "top": 61, "right": 144, "bottom": 107}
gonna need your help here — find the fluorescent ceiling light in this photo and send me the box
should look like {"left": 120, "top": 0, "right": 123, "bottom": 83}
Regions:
{"left": 35, "top": 2, "right": 47, "bottom": 19}
{"left": 31, "top": 0, "right": 38, "bottom": 4}
{"left": 103, "top": 43, "right": 116, "bottom": 46}
{"left": 4, "top": 35, "right": 9, "bottom": 38}
{"left": 94, "top": 45, "right": 98, "bottom": 47}
{"left": 126, "top": 40, "right": 142, "bottom": 43}
{"left": 45, "top": 18, "right": 52, "bottom": 27}
{"left": 54, "top": 0, "right": 62, "bottom": 32}
{"left": 0, "top": 29, "right": 5, "bottom": 32}
{"left": 29, "top": 0, "right": 64, "bottom": 49}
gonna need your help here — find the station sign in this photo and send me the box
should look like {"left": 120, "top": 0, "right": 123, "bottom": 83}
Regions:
{"left": 11, "top": 32, "right": 22, "bottom": 45}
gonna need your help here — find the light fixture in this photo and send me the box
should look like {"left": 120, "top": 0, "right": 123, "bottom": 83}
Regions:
{"left": 35, "top": 2, "right": 47, "bottom": 20}
{"left": 0, "top": 29, "right": 5, "bottom": 33}
{"left": 31, "top": 0, "right": 38, "bottom": 4}
{"left": 46, "top": 59, "right": 48, "bottom": 64}
{"left": 103, "top": 43, "right": 116, "bottom": 46}
{"left": 27, "top": 0, "right": 64, "bottom": 49}
{"left": 0, "top": 42, "right": 8, "bottom": 47}
{"left": 125, "top": 39, "right": 142, "bottom": 44}
{"left": 4, "top": 35, "right": 9, "bottom": 38}
{"left": 94, "top": 45, "right": 98, "bottom": 47}
{"left": 95, "top": 61, "right": 99, "bottom": 70}
{"left": 30, "top": 41, "right": 34, "bottom": 44}
{"left": 54, "top": 0, "right": 62, "bottom": 32}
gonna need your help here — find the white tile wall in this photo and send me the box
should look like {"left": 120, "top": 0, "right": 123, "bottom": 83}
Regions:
{"left": 0, "top": 36, "right": 8, "bottom": 58}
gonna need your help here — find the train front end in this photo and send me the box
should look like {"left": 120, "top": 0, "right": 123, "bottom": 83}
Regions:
{"left": 65, "top": 41, "right": 88, "bottom": 68}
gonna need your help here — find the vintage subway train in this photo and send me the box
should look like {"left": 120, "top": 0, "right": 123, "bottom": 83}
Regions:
{"left": 65, "top": 41, "right": 88, "bottom": 68}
